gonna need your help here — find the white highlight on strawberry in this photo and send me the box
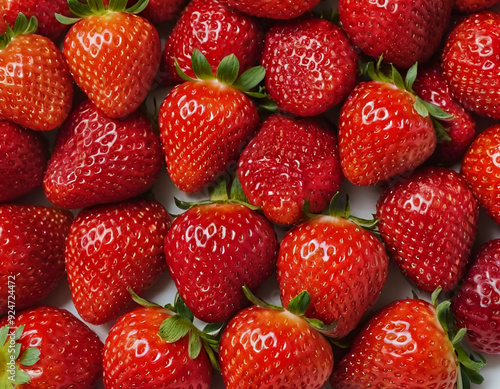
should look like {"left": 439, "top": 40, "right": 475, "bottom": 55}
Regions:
{"left": 362, "top": 101, "right": 389, "bottom": 125}
{"left": 185, "top": 223, "right": 224, "bottom": 248}
{"left": 239, "top": 328, "right": 278, "bottom": 353}
{"left": 473, "top": 271, "right": 500, "bottom": 308}
{"left": 471, "top": 34, "right": 493, "bottom": 57}
{"left": 0, "top": 60, "right": 24, "bottom": 81}
{"left": 81, "top": 225, "right": 122, "bottom": 256}
{"left": 300, "top": 239, "right": 336, "bottom": 262}
{"left": 76, "top": 29, "right": 116, "bottom": 58}
{"left": 382, "top": 320, "right": 417, "bottom": 356}
{"left": 368, "top": 0, "right": 398, "bottom": 13}
{"left": 191, "top": 11, "right": 223, "bottom": 44}
{"left": 177, "top": 95, "right": 206, "bottom": 119}
{"left": 487, "top": 148, "right": 500, "bottom": 168}
{"left": 403, "top": 193, "right": 434, "bottom": 214}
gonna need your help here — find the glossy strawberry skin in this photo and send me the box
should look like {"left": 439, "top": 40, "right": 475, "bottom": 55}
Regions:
{"left": 165, "top": 203, "right": 278, "bottom": 323}
{"left": 261, "top": 16, "right": 358, "bottom": 117}
{"left": 277, "top": 216, "right": 389, "bottom": 338}
{"left": 65, "top": 199, "right": 171, "bottom": 325}
{"left": 0, "top": 305, "right": 103, "bottom": 388}
{"left": 452, "top": 239, "right": 500, "bottom": 354}
{"left": 330, "top": 299, "right": 458, "bottom": 388}
{"left": 218, "top": 0, "right": 320, "bottom": 19}
{"left": 219, "top": 305, "right": 334, "bottom": 389}
{"left": 376, "top": 166, "right": 479, "bottom": 292}
{"left": 338, "top": 0, "right": 453, "bottom": 68}
{"left": 338, "top": 81, "right": 436, "bottom": 186}
{"left": 160, "top": 0, "right": 263, "bottom": 85}
{"left": 0, "top": 120, "right": 48, "bottom": 202}
{"left": 158, "top": 80, "right": 260, "bottom": 193}
{"left": 0, "top": 204, "right": 73, "bottom": 315}
{"left": 441, "top": 11, "right": 500, "bottom": 119}
{"left": 102, "top": 0, "right": 187, "bottom": 25}
{"left": 237, "top": 114, "right": 343, "bottom": 226}
{"left": 43, "top": 100, "right": 163, "bottom": 210}
{"left": 104, "top": 306, "right": 212, "bottom": 388}
{"left": 454, "top": 0, "right": 500, "bottom": 12}
{"left": 461, "top": 124, "right": 500, "bottom": 226}
{"left": 62, "top": 12, "right": 160, "bottom": 118}
{"left": 0, "top": 33, "right": 73, "bottom": 131}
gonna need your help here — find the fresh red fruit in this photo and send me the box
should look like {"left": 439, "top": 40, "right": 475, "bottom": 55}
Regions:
{"left": 102, "top": 0, "right": 187, "bottom": 25}
{"left": 160, "top": 0, "right": 263, "bottom": 85}
{"left": 454, "top": 0, "right": 500, "bottom": 14}
{"left": 158, "top": 50, "right": 262, "bottom": 193}
{"left": 330, "top": 298, "right": 460, "bottom": 388}
{"left": 441, "top": 11, "right": 500, "bottom": 119}
{"left": 452, "top": 238, "right": 500, "bottom": 354}
{"left": 0, "top": 14, "right": 73, "bottom": 131}
{"left": 376, "top": 166, "right": 479, "bottom": 292}
{"left": 237, "top": 114, "right": 343, "bottom": 225}
{"left": 58, "top": 0, "right": 161, "bottom": 118}
{"left": 338, "top": 0, "right": 453, "bottom": 68}
{"left": 65, "top": 199, "right": 171, "bottom": 325}
{"left": 104, "top": 305, "right": 212, "bottom": 388}
{"left": 0, "top": 120, "right": 48, "bottom": 202}
{"left": 261, "top": 15, "right": 358, "bottom": 117}
{"left": 43, "top": 100, "right": 163, "bottom": 210}
{"left": 461, "top": 124, "right": 500, "bottom": 226}
{"left": 0, "top": 305, "right": 103, "bottom": 388}
{"left": 0, "top": 204, "right": 73, "bottom": 315}
{"left": 218, "top": 0, "right": 320, "bottom": 19}
{"left": 277, "top": 209, "right": 389, "bottom": 338}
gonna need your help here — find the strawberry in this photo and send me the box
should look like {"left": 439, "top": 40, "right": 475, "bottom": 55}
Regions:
{"left": 0, "top": 14, "right": 73, "bottom": 131}
{"left": 452, "top": 238, "right": 500, "bottom": 354}
{"left": 218, "top": 0, "right": 320, "bottom": 19}
{"left": 0, "top": 204, "right": 73, "bottom": 315}
{"left": 376, "top": 166, "right": 479, "bottom": 292}
{"left": 158, "top": 50, "right": 262, "bottom": 193}
{"left": 338, "top": 0, "right": 454, "bottom": 69}
{"left": 412, "top": 61, "right": 476, "bottom": 164}
{"left": 237, "top": 114, "right": 343, "bottom": 226}
{"left": 0, "top": 120, "right": 48, "bottom": 202}
{"left": 0, "top": 305, "right": 103, "bottom": 388}
{"left": 164, "top": 178, "right": 278, "bottom": 323}
{"left": 102, "top": 0, "right": 188, "bottom": 25}
{"left": 261, "top": 15, "right": 358, "bottom": 117}
{"left": 277, "top": 196, "right": 389, "bottom": 338}
{"left": 65, "top": 198, "right": 171, "bottom": 325}
{"left": 441, "top": 11, "right": 500, "bottom": 119}
{"left": 160, "top": 0, "right": 263, "bottom": 85}
{"left": 43, "top": 100, "right": 163, "bottom": 210}
{"left": 454, "top": 0, "right": 500, "bottom": 12}
{"left": 57, "top": 0, "right": 161, "bottom": 119}
{"left": 461, "top": 124, "right": 500, "bottom": 226}
{"left": 219, "top": 289, "right": 334, "bottom": 388}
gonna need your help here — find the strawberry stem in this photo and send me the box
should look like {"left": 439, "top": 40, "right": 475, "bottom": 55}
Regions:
{"left": 56, "top": 0, "right": 149, "bottom": 24}
{"left": 0, "top": 13, "right": 37, "bottom": 50}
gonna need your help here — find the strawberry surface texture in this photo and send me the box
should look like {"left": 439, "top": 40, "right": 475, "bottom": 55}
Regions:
{"left": 2, "top": 0, "right": 500, "bottom": 388}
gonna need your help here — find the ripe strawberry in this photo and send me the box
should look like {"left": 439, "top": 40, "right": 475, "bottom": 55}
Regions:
{"left": 0, "top": 120, "right": 48, "bottom": 202}
{"left": 441, "top": 11, "right": 500, "bottom": 119}
{"left": 0, "top": 305, "right": 103, "bottom": 388}
{"left": 0, "top": 14, "right": 73, "bottom": 131}
{"left": 237, "top": 114, "right": 343, "bottom": 226}
{"left": 0, "top": 204, "right": 73, "bottom": 315}
{"left": 158, "top": 50, "right": 262, "bottom": 193}
{"left": 461, "top": 124, "right": 500, "bottom": 226}
{"left": 218, "top": 0, "right": 320, "bottom": 19}
{"left": 376, "top": 166, "right": 479, "bottom": 292}
{"left": 454, "top": 0, "right": 500, "bottom": 12}
{"left": 65, "top": 198, "right": 171, "bottom": 325}
{"left": 57, "top": 0, "right": 161, "bottom": 118}
{"left": 261, "top": 15, "right": 358, "bottom": 117}
{"left": 102, "top": 0, "right": 187, "bottom": 25}
{"left": 164, "top": 178, "right": 278, "bottom": 323}
{"left": 277, "top": 198, "right": 389, "bottom": 338}
{"left": 338, "top": 0, "right": 453, "bottom": 69}
{"left": 160, "top": 0, "right": 263, "bottom": 85}
{"left": 43, "top": 99, "right": 163, "bottom": 210}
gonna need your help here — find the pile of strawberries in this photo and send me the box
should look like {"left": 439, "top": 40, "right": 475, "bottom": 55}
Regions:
{"left": 1, "top": 0, "right": 500, "bottom": 387}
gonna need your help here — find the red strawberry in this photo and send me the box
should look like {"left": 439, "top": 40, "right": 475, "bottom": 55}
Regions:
{"left": 0, "top": 120, "right": 48, "bottom": 202}
{"left": 338, "top": 0, "right": 453, "bottom": 69}
{"left": 218, "top": 0, "right": 320, "bottom": 19}
{"left": 454, "top": 0, "right": 500, "bottom": 12}
{"left": 65, "top": 198, "right": 171, "bottom": 325}
{"left": 0, "top": 305, "right": 103, "bottom": 388}
{"left": 0, "top": 204, "right": 73, "bottom": 315}
{"left": 441, "top": 11, "right": 500, "bottom": 119}
{"left": 376, "top": 166, "right": 479, "bottom": 292}
{"left": 261, "top": 15, "right": 358, "bottom": 117}
{"left": 164, "top": 179, "right": 278, "bottom": 323}
{"left": 0, "top": 14, "right": 73, "bottom": 131}
{"left": 277, "top": 199, "right": 389, "bottom": 338}
{"left": 102, "top": 0, "right": 187, "bottom": 25}
{"left": 461, "top": 124, "right": 500, "bottom": 226}
{"left": 43, "top": 100, "right": 163, "bottom": 210}
{"left": 57, "top": 0, "right": 161, "bottom": 118}
{"left": 158, "top": 50, "right": 262, "bottom": 193}
{"left": 237, "top": 114, "right": 343, "bottom": 226}
{"left": 160, "top": 0, "right": 263, "bottom": 85}
{"left": 452, "top": 238, "right": 500, "bottom": 354}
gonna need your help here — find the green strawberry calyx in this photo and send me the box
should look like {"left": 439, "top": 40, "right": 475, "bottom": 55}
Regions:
{"left": 0, "top": 324, "right": 40, "bottom": 387}
{"left": 0, "top": 13, "right": 37, "bottom": 50}
{"left": 56, "top": 0, "right": 149, "bottom": 24}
